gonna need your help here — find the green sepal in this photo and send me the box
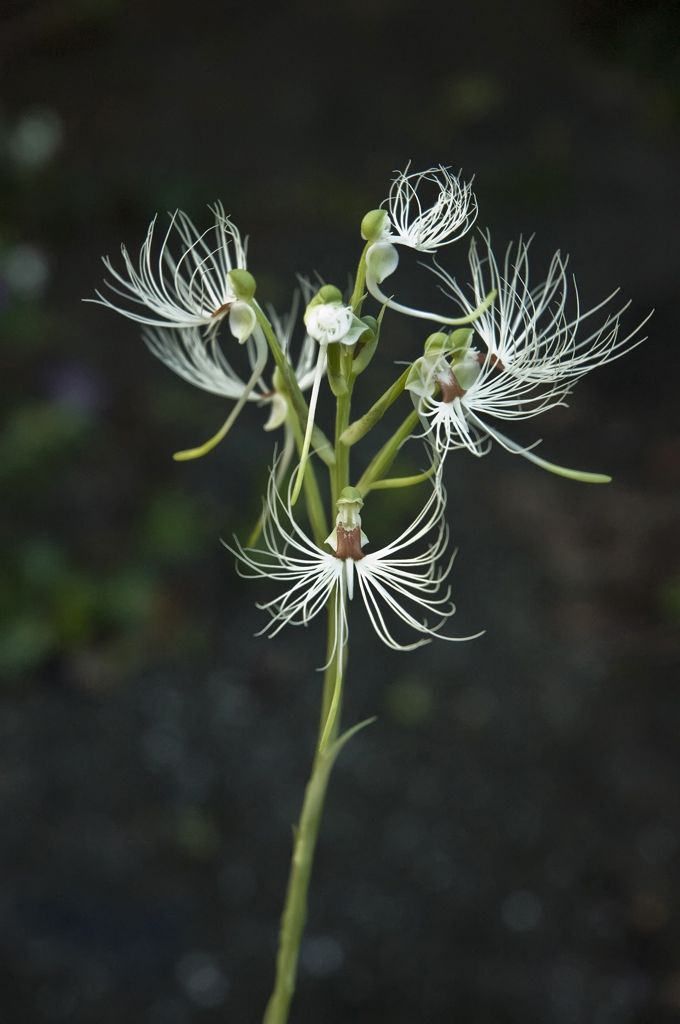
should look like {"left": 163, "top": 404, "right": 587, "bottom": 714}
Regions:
{"left": 351, "top": 316, "right": 379, "bottom": 376}
{"left": 405, "top": 356, "right": 436, "bottom": 400}
{"left": 447, "top": 328, "right": 474, "bottom": 357}
{"left": 228, "top": 268, "right": 256, "bottom": 300}
{"left": 307, "top": 284, "right": 343, "bottom": 308}
{"left": 423, "top": 332, "right": 450, "bottom": 357}
{"left": 326, "top": 341, "right": 348, "bottom": 397}
{"left": 360, "top": 209, "right": 388, "bottom": 242}
{"left": 423, "top": 328, "right": 472, "bottom": 359}
{"left": 337, "top": 486, "right": 363, "bottom": 506}
{"left": 451, "top": 349, "right": 481, "bottom": 390}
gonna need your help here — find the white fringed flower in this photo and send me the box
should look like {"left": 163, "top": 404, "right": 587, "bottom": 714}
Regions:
{"left": 404, "top": 234, "right": 651, "bottom": 481}
{"left": 383, "top": 165, "right": 477, "bottom": 253}
{"left": 431, "top": 233, "right": 649, "bottom": 382}
{"left": 230, "top": 470, "right": 476, "bottom": 655}
{"left": 91, "top": 202, "right": 247, "bottom": 329}
{"left": 143, "top": 291, "right": 320, "bottom": 433}
{"left": 363, "top": 167, "right": 490, "bottom": 328}
{"left": 303, "top": 300, "right": 366, "bottom": 346}
{"left": 144, "top": 324, "right": 266, "bottom": 399}
{"left": 406, "top": 341, "right": 572, "bottom": 463}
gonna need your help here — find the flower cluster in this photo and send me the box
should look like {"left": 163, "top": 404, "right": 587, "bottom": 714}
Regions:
{"left": 92, "top": 165, "right": 649, "bottom": 652}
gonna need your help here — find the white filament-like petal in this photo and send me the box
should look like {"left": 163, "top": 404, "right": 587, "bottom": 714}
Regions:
{"left": 143, "top": 288, "right": 320, "bottom": 434}
{"left": 431, "top": 232, "right": 650, "bottom": 383}
{"left": 90, "top": 202, "right": 247, "bottom": 328}
{"left": 228, "top": 465, "right": 479, "bottom": 655}
{"left": 410, "top": 232, "right": 650, "bottom": 466}
{"left": 384, "top": 165, "right": 478, "bottom": 253}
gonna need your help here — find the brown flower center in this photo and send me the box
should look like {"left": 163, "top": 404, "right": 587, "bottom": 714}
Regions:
{"left": 477, "top": 351, "right": 505, "bottom": 370}
{"left": 438, "top": 372, "right": 467, "bottom": 403}
{"left": 334, "top": 526, "right": 365, "bottom": 561}
{"left": 211, "top": 302, "right": 232, "bottom": 318}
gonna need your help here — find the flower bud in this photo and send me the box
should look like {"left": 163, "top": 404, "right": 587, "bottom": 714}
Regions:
{"left": 228, "top": 268, "right": 256, "bottom": 300}
{"left": 359, "top": 315, "right": 378, "bottom": 338}
{"left": 307, "top": 284, "right": 343, "bottom": 309}
{"left": 337, "top": 485, "right": 363, "bottom": 508}
{"left": 304, "top": 301, "right": 367, "bottom": 346}
{"left": 366, "top": 241, "right": 399, "bottom": 284}
{"left": 229, "top": 300, "right": 256, "bottom": 343}
{"left": 424, "top": 332, "right": 450, "bottom": 357}
{"left": 361, "top": 209, "right": 389, "bottom": 242}
{"left": 448, "top": 328, "right": 473, "bottom": 357}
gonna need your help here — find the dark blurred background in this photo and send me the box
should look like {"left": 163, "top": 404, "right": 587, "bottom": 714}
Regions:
{"left": 1, "top": 1, "right": 679, "bottom": 1022}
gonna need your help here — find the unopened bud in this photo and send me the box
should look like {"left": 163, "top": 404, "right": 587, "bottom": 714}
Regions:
{"left": 361, "top": 209, "right": 389, "bottom": 242}
{"left": 337, "top": 485, "right": 364, "bottom": 508}
{"left": 424, "top": 332, "right": 450, "bottom": 357}
{"left": 448, "top": 328, "right": 474, "bottom": 357}
{"left": 307, "top": 284, "right": 343, "bottom": 309}
{"left": 228, "top": 268, "right": 256, "bottom": 300}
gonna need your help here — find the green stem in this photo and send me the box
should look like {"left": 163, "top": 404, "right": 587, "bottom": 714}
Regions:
{"left": 253, "top": 303, "right": 335, "bottom": 468}
{"left": 349, "top": 242, "right": 370, "bottom": 314}
{"left": 262, "top": 338, "right": 357, "bottom": 1024}
{"left": 356, "top": 409, "right": 420, "bottom": 495}
{"left": 340, "top": 366, "right": 410, "bottom": 448}
{"left": 333, "top": 357, "right": 353, "bottom": 505}
{"left": 288, "top": 412, "right": 328, "bottom": 547}
{"left": 173, "top": 335, "right": 268, "bottom": 461}
{"left": 366, "top": 281, "right": 497, "bottom": 328}
{"left": 367, "top": 466, "right": 434, "bottom": 491}
{"left": 261, "top": 592, "right": 347, "bottom": 1024}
